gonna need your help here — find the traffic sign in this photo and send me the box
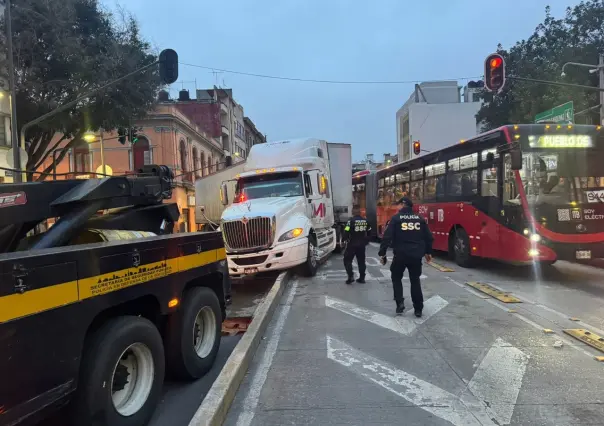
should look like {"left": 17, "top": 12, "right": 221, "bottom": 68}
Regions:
{"left": 535, "top": 101, "right": 574, "bottom": 124}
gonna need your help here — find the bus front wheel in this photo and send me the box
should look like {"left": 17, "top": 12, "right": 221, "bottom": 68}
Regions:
{"left": 451, "top": 228, "right": 473, "bottom": 268}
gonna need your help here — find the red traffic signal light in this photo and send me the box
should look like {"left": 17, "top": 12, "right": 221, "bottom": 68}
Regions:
{"left": 484, "top": 53, "right": 506, "bottom": 93}
{"left": 413, "top": 141, "right": 421, "bottom": 155}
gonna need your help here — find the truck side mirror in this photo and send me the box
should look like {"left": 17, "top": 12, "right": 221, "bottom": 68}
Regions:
{"left": 510, "top": 150, "right": 522, "bottom": 171}
{"left": 220, "top": 183, "right": 228, "bottom": 206}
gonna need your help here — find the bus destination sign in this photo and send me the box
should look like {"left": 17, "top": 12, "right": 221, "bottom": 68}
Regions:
{"left": 528, "top": 134, "right": 593, "bottom": 149}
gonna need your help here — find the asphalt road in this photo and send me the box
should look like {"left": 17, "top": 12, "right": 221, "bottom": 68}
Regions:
{"left": 226, "top": 245, "right": 604, "bottom": 426}
{"left": 36, "top": 273, "right": 277, "bottom": 426}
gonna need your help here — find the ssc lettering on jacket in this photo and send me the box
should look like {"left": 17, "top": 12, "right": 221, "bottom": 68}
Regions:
{"left": 401, "top": 222, "right": 421, "bottom": 231}
{"left": 355, "top": 220, "right": 368, "bottom": 232}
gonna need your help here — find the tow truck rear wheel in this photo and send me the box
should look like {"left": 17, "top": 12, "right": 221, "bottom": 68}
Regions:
{"left": 165, "top": 287, "right": 222, "bottom": 380}
{"left": 300, "top": 235, "right": 319, "bottom": 277}
{"left": 72, "top": 316, "right": 164, "bottom": 426}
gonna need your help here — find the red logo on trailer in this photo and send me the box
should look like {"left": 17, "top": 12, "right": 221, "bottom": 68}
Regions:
{"left": 312, "top": 202, "right": 326, "bottom": 218}
{"left": 0, "top": 192, "right": 27, "bottom": 208}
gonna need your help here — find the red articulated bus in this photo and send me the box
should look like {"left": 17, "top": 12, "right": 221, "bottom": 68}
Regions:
{"left": 355, "top": 124, "right": 604, "bottom": 266}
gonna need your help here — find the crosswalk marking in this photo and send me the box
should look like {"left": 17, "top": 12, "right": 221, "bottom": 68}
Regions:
{"left": 325, "top": 295, "right": 448, "bottom": 335}
{"left": 326, "top": 336, "right": 494, "bottom": 426}
{"left": 464, "top": 337, "right": 529, "bottom": 425}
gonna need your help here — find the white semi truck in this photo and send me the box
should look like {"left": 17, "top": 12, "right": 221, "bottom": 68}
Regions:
{"left": 195, "top": 138, "right": 352, "bottom": 277}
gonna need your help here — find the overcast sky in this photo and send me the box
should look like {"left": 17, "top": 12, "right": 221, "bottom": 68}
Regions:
{"left": 111, "top": 0, "right": 572, "bottom": 161}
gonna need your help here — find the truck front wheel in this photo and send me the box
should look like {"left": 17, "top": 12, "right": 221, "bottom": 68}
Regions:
{"left": 300, "top": 236, "right": 318, "bottom": 277}
{"left": 165, "top": 287, "right": 222, "bottom": 380}
{"left": 72, "top": 316, "right": 165, "bottom": 426}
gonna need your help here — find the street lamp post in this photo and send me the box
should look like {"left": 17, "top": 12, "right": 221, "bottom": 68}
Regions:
{"left": 84, "top": 129, "right": 106, "bottom": 176}
{"left": 561, "top": 56, "right": 604, "bottom": 124}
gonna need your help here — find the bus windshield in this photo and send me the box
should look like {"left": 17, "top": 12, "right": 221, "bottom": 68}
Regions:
{"left": 517, "top": 150, "right": 604, "bottom": 205}
{"left": 235, "top": 171, "right": 303, "bottom": 202}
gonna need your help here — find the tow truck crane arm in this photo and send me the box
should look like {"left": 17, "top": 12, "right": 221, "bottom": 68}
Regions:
{"left": 0, "top": 165, "right": 178, "bottom": 253}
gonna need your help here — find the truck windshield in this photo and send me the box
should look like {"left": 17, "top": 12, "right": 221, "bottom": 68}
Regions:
{"left": 235, "top": 171, "right": 303, "bottom": 202}
{"left": 518, "top": 151, "right": 604, "bottom": 205}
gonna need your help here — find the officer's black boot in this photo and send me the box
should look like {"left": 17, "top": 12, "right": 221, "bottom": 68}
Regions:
{"left": 356, "top": 275, "right": 365, "bottom": 283}
{"left": 346, "top": 276, "right": 354, "bottom": 285}
{"left": 414, "top": 309, "right": 422, "bottom": 318}
{"left": 396, "top": 300, "right": 405, "bottom": 315}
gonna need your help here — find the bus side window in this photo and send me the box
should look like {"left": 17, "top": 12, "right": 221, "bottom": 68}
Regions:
{"left": 503, "top": 155, "right": 519, "bottom": 204}
{"left": 481, "top": 168, "right": 498, "bottom": 197}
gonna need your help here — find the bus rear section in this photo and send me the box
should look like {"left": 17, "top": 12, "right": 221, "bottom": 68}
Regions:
{"left": 373, "top": 124, "right": 604, "bottom": 266}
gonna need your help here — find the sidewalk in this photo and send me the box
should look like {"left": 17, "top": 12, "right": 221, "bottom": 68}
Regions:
{"left": 225, "top": 246, "right": 604, "bottom": 426}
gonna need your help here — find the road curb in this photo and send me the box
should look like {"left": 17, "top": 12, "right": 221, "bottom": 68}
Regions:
{"left": 188, "top": 270, "right": 291, "bottom": 426}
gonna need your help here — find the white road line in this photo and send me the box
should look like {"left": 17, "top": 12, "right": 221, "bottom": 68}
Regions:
{"left": 445, "top": 276, "right": 600, "bottom": 359}
{"left": 463, "top": 337, "right": 529, "bottom": 425}
{"left": 235, "top": 279, "right": 299, "bottom": 426}
{"left": 369, "top": 242, "right": 380, "bottom": 248}
{"left": 326, "top": 336, "right": 494, "bottom": 426}
{"left": 325, "top": 295, "right": 448, "bottom": 335}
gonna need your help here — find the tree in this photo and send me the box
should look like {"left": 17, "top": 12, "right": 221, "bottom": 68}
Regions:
{"left": 477, "top": 2, "right": 604, "bottom": 130}
{"left": 3, "top": 0, "right": 161, "bottom": 180}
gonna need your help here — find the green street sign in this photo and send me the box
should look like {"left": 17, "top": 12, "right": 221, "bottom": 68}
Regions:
{"left": 535, "top": 101, "right": 574, "bottom": 124}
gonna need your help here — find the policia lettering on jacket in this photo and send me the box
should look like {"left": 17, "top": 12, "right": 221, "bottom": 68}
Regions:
{"left": 378, "top": 197, "right": 434, "bottom": 317}
{"left": 342, "top": 206, "right": 371, "bottom": 284}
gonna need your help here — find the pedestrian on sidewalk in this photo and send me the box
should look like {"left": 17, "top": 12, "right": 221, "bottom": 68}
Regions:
{"left": 342, "top": 205, "right": 372, "bottom": 284}
{"left": 378, "top": 197, "right": 433, "bottom": 317}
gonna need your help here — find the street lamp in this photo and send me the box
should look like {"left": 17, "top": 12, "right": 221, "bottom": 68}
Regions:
{"left": 83, "top": 131, "right": 96, "bottom": 143}
{"left": 83, "top": 130, "right": 106, "bottom": 175}
{"left": 561, "top": 58, "right": 604, "bottom": 124}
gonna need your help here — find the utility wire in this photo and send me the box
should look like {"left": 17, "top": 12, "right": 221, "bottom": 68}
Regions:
{"left": 179, "top": 62, "right": 482, "bottom": 85}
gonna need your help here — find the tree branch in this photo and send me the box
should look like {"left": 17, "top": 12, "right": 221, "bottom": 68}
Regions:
{"left": 32, "top": 133, "right": 69, "bottom": 170}
{"left": 34, "top": 137, "right": 79, "bottom": 182}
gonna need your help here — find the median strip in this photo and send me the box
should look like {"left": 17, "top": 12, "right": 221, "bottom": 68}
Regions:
{"left": 563, "top": 329, "right": 604, "bottom": 354}
{"left": 189, "top": 271, "right": 290, "bottom": 426}
{"left": 426, "top": 260, "right": 455, "bottom": 272}
{"left": 466, "top": 282, "right": 522, "bottom": 303}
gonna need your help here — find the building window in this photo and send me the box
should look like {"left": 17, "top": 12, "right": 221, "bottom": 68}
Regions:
{"left": 192, "top": 147, "right": 200, "bottom": 177}
{"left": 200, "top": 151, "right": 206, "bottom": 177}
{"left": 73, "top": 143, "right": 91, "bottom": 174}
{"left": 208, "top": 155, "right": 213, "bottom": 174}
{"left": 179, "top": 139, "right": 187, "bottom": 173}
{"left": 132, "top": 137, "right": 151, "bottom": 171}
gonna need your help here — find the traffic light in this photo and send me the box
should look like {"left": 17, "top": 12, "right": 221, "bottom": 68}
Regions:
{"left": 484, "top": 53, "right": 506, "bottom": 93}
{"left": 413, "top": 141, "right": 421, "bottom": 155}
{"left": 159, "top": 49, "right": 178, "bottom": 85}
{"left": 117, "top": 127, "right": 127, "bottom": 145}
{"left": 129, "top": 127, "right": 141, "bottom": 144}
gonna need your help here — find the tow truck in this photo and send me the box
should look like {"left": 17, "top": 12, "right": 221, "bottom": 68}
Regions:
{"left": 0, "top": 165, "right": 231, "bottom": 426}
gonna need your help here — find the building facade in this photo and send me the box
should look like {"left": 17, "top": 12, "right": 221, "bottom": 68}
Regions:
{"left": 396, "top": 80, "right": 483, "bottom": 162}
{"left": 244, "top": 116, "right": 266, "bottom": 149}
{"left": 38, "top": 103, "right": 225, "bottom": 233}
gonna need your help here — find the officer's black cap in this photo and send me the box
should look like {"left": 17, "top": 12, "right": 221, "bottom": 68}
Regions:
{"left": 398, "top": 196, "right": 413, "bottom": 207}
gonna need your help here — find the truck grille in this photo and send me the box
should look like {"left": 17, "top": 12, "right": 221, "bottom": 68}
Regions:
{"left": 222, "top": 217, "right": 274, "bottom": 251}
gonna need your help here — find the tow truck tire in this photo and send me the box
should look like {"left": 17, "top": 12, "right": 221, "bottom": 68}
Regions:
{"left": 165, "top": 287, "right": 222, "bottom": 380}
{"left": 300, "top": 235, "right": 319, "bottom": 277}
{"left": 71, "top": 316, "right": 165, "bottom": 426}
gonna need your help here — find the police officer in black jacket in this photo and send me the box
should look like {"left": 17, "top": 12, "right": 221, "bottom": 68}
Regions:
{"left": 378, "top": 197, "right": 434, "bottom": 317}
{"left": 343, "top": 206, "right": 372, "bottom": 284}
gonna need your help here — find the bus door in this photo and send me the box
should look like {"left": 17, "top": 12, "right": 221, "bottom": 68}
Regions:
{"left": 477, "top": 149, "right": 502, "bottom": 258}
